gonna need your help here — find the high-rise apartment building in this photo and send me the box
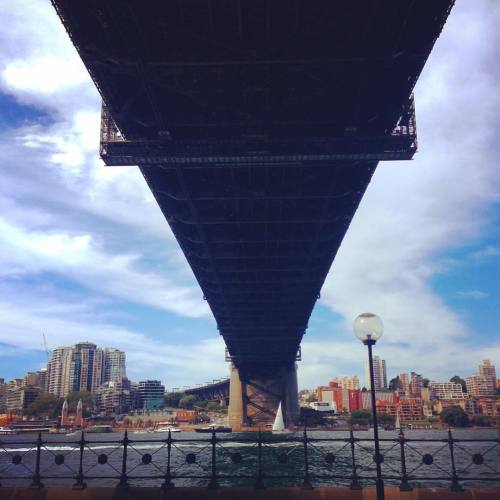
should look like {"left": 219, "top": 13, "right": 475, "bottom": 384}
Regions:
{"left": 104, "top": 348, "right": 126, "bottom": 383}
{"left": 48, "top": 347, "right": 72, "bottom": 397}
{"left": 465, "top": 375, "right": 491, "bottom": 397}
{"left": 410, "top": 372, "right": 423, "bottom": 397}
{"left": 365, "top": 356, "right": 387, "bottom": 390}
{"left": 47, "top": 342, "right": 126, "bottom": 398}
{"left": 479, "top": 360, "right": 496, "bottom": 395}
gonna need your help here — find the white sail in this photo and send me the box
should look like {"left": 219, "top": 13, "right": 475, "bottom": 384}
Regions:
{"left": 395, "top": 410, "right": 401, "bottom": 430}
{"left": 272, "top": 402, "right": 286, "bottom": 432}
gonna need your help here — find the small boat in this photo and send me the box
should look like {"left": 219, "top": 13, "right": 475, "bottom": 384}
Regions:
{"left": 272, "top": 402, "right": 287, "bottom": 434}
{"left": 0, "top": 427, "right": 18, "bottom": 435}
{"left": 194, "top": 425, "right": 232, "bottom": 433}
{"left": 154, "top": 426, "right": 181, "bottom": 433}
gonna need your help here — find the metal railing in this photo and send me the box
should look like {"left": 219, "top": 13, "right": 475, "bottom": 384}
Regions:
{"left": 1, "top": 428, "right": 499, "bottom": 490}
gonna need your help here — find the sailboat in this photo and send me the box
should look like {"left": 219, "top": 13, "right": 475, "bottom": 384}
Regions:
{"left": 395, "top": 409, "right": 401, "bottom": 431}
{"left": 272, "top": 402, "right": 287, "bottom": 433}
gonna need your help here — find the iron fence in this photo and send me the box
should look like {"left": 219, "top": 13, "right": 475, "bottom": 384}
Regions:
{"left": 1, "top": 429, "right": 499, "bottom": 490}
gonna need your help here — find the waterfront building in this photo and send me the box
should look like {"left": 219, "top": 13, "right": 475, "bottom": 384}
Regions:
{"left": 361, "top": 390, "right": 398, "bottom": 410}
{"left": 138, "top": 380, "right": 165, "bottom": 410}
{"left": 465, "top": 375, "right": 491, "bottom": 397}
{"left": 6, "top": 386, "right": 41, "bottom": 413}
{"left": 398, "top": 399, "right": 424, "bottom": 421}
{"left": 476, "top": 398, "right": 500, "bottom": 417}
{"left": 175, "top": 409, "right": 197, "bottom": 423}
{"left": 95, "top": 379, "right": 132, "bottom": 416}
{"left": 429, "top": 381, "right": 464, "bottom": 400}
{"left": 348, "top": 389, "right": 362, "bottom": 412}
{"left": 478, "top": 360, "right": 497, "bottom": 395}
{"left": 410, "top": 372, "right": 423, "bottom": 397}
{"left": 364, "top": 356, "right": 387, "bottom": 390}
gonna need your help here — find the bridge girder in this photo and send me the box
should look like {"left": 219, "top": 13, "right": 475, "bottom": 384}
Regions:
{"left": 51, "top": 0, "right": 455, "bottom": 377}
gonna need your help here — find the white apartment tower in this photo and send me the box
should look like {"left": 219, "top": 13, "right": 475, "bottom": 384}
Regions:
{"left": 479, "top": 360, "right": 496, "bottom": 395}
{"left": 364, "top": 356, "right": 387, "bottom": 390}
{"left": 46, "top": 342, "right": 126, "bottom": 397}
{"left": 104, "top": 348, "right": 126, "bottom": 383}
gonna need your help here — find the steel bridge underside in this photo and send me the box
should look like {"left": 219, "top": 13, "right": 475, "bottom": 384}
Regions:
{"left": 51, "top": 0, "right": 454, "bottom": 379}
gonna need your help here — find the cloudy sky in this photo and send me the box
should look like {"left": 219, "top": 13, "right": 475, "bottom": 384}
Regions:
{"left": 0, "top": 1, "right": 498, "bottom": 389}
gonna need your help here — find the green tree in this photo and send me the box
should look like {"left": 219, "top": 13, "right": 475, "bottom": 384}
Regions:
{"left": 440, "top": 406, "right": 469, "bottom": 427}
{"left": 471, "top": 416, "right": 492, "bottom": 427}
{"left": 25, "top": 393, "right": 63, "bottom": 419}
{"left": 450, "top": 376, "right": 467, "bottom": 393}
{"left": 164, "top": 392, "right": 187, "bottom": 408}
{"left": 206, "top": 401, "right": 221, "bottom": 412}
{"left": 350, "top": 409, "right": 373, "bottom": 426}
{"left": 178, "top": 395, "right": 198, "bottom": 409}
{"left": 378, "top": 413, "right": 396, "bottom": 425}
{"left": 388, "top": 377, "right": 400, "bottom": 391}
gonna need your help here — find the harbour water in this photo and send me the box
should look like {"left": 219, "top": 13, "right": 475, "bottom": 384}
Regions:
{"left": 0, "top": 428, "right": 499, "bottom": 489}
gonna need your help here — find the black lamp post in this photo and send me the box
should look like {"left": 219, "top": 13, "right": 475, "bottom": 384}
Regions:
{"left": 354, "top": 312, "right": 385, "bottom": 500}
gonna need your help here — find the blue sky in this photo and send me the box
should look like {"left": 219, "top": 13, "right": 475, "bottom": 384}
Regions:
{"left": 0, "top": 0, "right": 499, "bottom": 390}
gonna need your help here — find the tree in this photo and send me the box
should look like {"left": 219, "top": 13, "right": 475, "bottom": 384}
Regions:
{"left": 378, "top": 413, "right": 396, "bottom": 425}
{"left": 471, "top": 416, "right": 492, "bottom": 427}
{"left": 206, "top": 401, "right": 222, "bottom": 412}
{"left": 25, "top": 393, "right": 63, "bottom": 419}
{"left": 350, "top": 409, "right": 373, "bottom": 426}
{"left": 178, "top": 395, "right": 198, "bottom": 409}
{"left": 450, "top": 376, "right": 467, "bottom": 393}
{"left": 305, "top": 393, "right": 318, "bottom": 403}
{"left": 164, "top": 392, "right": 187, "bottom": 408}
{"left": 388, "top": 377, "right": 400, "bottom": 391}
{"left": 440, "top": 406, "right": 469, "bottom": 427}
{"left": 422, "top": 378, "right": 430, "bottom": 388}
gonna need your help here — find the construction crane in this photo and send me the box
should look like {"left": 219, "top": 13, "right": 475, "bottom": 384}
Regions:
{"left": 42, "top": 333, "right": 50, "bottom": 363}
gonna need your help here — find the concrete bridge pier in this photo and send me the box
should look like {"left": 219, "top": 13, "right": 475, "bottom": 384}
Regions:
{"left": 228, "top": 363, "right": 299, "bottom": 431}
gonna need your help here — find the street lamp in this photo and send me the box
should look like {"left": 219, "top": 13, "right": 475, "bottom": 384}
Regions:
{"left": 353, "top": 312, "right": 385, "bottom": 500}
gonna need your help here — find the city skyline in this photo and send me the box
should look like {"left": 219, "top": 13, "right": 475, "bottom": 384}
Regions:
{"left": 0, "top": 1, "right": 499, "bottom": 388}
{"left": 1, "top": 342, "right": 497, "bottom": 394}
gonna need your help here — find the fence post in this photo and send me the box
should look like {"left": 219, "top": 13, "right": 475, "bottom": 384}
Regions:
{"left": 254, "top": 429, "right": 264, "bottom": 489}
{"left": 29, "top": 432, "right": 44, "bottom": 489}
{"left": 208, "top": 428, "right": 219, "bottom": 489}
{"left": 398, "top": 429, "right": 412, "bottom": 491}
{"left": 162, "top": 430, "right": 174, "bottom": 489}
{"left": 447, "top": 429, "right": 463, "bottom": 492}
{"left": 73, "top": 431, "right": 87, "bottom": 489}
{"left": 118, "top": 430, "right": 129, "bottom": 488}
{"left": 302, "top": 428, "right": 313, "bottom": 489}
{"left": 349, "top": 429, "right": 362, "bottom": 490}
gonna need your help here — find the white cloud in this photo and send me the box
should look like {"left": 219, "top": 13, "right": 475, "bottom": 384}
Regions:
{"left": 311, "top": 0, "right": 500, "bottom": 384}
{"left": 0, "top": 290, "right": 224, "bottom": 387}
{"left": 0, "top": 217, "right": 209, "bottom": 318}
{"left": 0, "top": 0, "right": 499, "bottom": 387}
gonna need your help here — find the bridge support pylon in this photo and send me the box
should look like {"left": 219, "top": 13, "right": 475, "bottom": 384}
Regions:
{"left": 228, "top": 363, "right": 299, "bottom": 431}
